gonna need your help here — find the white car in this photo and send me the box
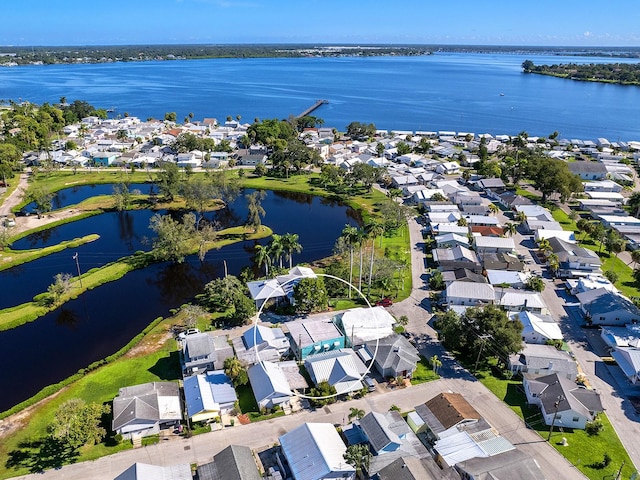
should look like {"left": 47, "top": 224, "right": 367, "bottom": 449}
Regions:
{"left": 178, "top": 328, "right": 200, "bottom": 340}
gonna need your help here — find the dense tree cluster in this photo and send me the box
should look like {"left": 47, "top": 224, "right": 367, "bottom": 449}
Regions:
{"left": 523, "top": 60, "right": 640, "bottom": 85}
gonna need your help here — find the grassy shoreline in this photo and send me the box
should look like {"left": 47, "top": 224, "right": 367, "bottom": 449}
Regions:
{"left": 0, "top": 225, "right": 273, "bottom": 331}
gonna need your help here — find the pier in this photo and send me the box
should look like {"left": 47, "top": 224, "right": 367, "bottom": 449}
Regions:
{"left": 296, "top": 99, "right": 328, "bottom": 118}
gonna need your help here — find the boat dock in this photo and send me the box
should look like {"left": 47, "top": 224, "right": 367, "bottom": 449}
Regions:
{"left": 296, "top": 99, "right": 328, "bottom": 118}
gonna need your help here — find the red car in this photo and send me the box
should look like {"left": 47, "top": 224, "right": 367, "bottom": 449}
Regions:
{"left": 375, "top": 298, "right": 393, "bottom": 307}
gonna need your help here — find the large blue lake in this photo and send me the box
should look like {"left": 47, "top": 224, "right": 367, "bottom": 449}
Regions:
{"left": 2, "top": 53, "right": 640, "bottom": 140}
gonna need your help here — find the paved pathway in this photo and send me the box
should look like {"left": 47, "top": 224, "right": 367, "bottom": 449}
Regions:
{"left": 0, "top": 172, "right": 29, "bottom": 216}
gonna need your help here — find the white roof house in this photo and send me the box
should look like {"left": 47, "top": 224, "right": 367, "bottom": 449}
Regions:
{"left": 496, "top": 289, "right": 548, "bottom": 315}
{"left": 337, "top": 306, "right": 396, "bottom": 344}
{"left": 511, "top": 311, "right": 563, "bottom": 344}
{"left": 445, "top": 281, "right": 496, "bottom": 309}
{"left": 611, "top": 347, "right": 640, "bottom": 384}
{"left": 115, "top": 462, "right": 192, "bottom": 480}
{"left": 243, "top": 324, "right": 290, "bottom": 354}
{"left": 485, "top": 270, "right": 530, "bottom": 288}
{"left": 474, "top": 236, "right": 515, "bottom": 253}
{"left": 280, "top": 423, "right": 355, "bottom": 480}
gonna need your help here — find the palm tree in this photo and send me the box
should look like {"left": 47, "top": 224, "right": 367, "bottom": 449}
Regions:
{"left": 576, "top": 218, "right": 593, "bottom": 244}
{"left": 281, "top": 233, "right": 303, "bottom": 269}
{"left": 343, "top": 444, "right": 371, "bottom": 480}
{"left": 503, "top": 222, "right": 518, "bottom": 237}
{"left": 488, "top": 203, "right": 499, "bottom": 215}
{"left": 348, "top": 407, "right": 365, "bottom": 421}
{"left": 356, "top": 227, "right": 366, "bottom": 292}
{"left": 366, "top": 221, "right": 385, "bottom": 296}
{"left": 537, "top": 238, "right": 552, "bottom": 257}
{"left": 268, "top": 234, "right": 285, "bottom": 268}
{"left": 630, "top": 249, "right": 640, "bottom": 268}
{"left": 547, "top": 253, "right": 559, "bottom": 276}
{"left": 430, "top": 354, "right": 442, "bottom": 374}
{"left": 341, "top": 225, "right": 359, "bottom": 298}
{"left": 254, "top": 244, "right": 271, "bottom": 277}
{"left": 515, "top": 210, "right": 527, "bottom": 225}
{"left": 457, "top": 217, "right": 468, "bottom": 227}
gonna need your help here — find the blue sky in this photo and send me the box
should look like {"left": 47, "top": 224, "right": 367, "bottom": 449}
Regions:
{"left": 3, "top": 0, "right": 640, "bottom": 46}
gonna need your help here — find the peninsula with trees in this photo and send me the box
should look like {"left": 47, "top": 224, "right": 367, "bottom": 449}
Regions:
{"left": 522, "top": 59, "right": 640, "bottom": 85}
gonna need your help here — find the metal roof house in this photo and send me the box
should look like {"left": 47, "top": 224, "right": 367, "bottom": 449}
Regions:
{"left": 183, "top": 370, "right": 237, "bottom": 423}
{"left": 181, "top": 333, "right": 234, "bottom": 377}
{"left": 112, "top": 382, "right": 182, "bottom": 440}
{"left": 247, "top": 361, "right": 293, "bottom": 410}
{"left": 304, "top": 349, "right": 366, "bottom": 396}
{"left": 279, "top": 423, "right": 355, "bottom": 480}
{"left": 508, "top": 344, "right": 577, "bottom": 380}
{"left": 114, "top": 462, "right": 192, "bottom": 480}
{"left": 286, "top": 317, "right": 345, "bottom": 360}
{"left": 577, "top": 287, "right": 640, "bottom": 326}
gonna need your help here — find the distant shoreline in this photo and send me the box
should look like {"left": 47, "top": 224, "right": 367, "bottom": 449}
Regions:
{"left": 2, "top": 44, "right": 640, "bottom": 67}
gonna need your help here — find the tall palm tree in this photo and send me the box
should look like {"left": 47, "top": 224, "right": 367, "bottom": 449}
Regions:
{"left": 254, "top": 244, "right": 271, "bottom": 277}
{"left": 576, "top": 218, "right": 593, "bottom": 244}
{"left": 630, "top": 249, "right": 640, "bottom": 268}
{"left": 348, "top": 407, "right": 365, "bottom": 421}
{"left": 515, "top": 210, "right": 527, "bottom": 225}
{"left": 268, "top": 234, "right": 285, "bottom": 269}
{"left": 488, "top": 203, "right": 499, "bottom": 215}
{"left": 430, "top": 354, "right": 442, "bottom": 374}
{"left": 341, "top": 225, "right": 359, "bottom": 298}
{"left": 356, "top": 227, "right": 366, "bottom": 292}
{"left": 366, "top": 221, "right": 385, "bottom": 296}
{"left": 503, "top": 222, "right": 518, "bottom": 237}
{"left": 281, "top": 233, "right": 303, "bottom": 269}
{"left": 537, "top": 238, "right": 552, "bottom": 257}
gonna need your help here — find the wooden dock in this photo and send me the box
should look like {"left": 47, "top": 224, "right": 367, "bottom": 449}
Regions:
{"left": 296, "top": 99, "right": 328, "bottom": 118}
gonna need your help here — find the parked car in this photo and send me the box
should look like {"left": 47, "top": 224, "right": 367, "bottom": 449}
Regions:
{"left": 363, "top": 376, "right": 376, "bottom": 392}
{"left": 178, "top": 328, "right": 200, "bottom": 340}
{"left": 375, "top": 298, "right": 393, "bottom": 307}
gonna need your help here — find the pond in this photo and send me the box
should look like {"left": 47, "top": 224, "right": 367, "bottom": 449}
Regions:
{"left": 0, "top": 189, "right": 359, "bottom": 412}
{"left": 21, "top": 182, "right": 156, "bottom": 213}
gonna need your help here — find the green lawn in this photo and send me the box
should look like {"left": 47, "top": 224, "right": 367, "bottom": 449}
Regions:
{"left": 0, "top": 323, "right": 180, "bottom": 479}
{"left": 478, "top": 370, "right": 635, "bottom": 480}
{"left": 410, "top": 356, "right": 440, "bottom": 385}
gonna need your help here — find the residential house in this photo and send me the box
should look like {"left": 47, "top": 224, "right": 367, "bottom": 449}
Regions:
{"left": 304, "top": 349, "right": 366, "bottom": 395}
{"left": 534, "top": 228, "right": 576, "bottom": 244}
{"left": 523, "top": 372, "right": 603, "bottom": 429}
{"left": 433, "top": 424, "right": 514, "bottom": 468}
{"left": 247, "top": 361, "right": 293, "bottom": 410}
{"left": 196, "top": 445, "right": 262, "bottom": 480}
{"left": 92, "top": 151, "right": 118, "bottom": 166}
{"left": 112, "top": 382, "right": 182, "bottom": 440}
{"left": 485, "top": 270, "right": 530, "bottom": 288}
{"left": 182, "top": 333, "right": 234, "bottom": 376}
{"left": 445, "top": 281, "right": 495, "bottom": 311}
{"left": 240, "top": 154, "right": 267, "bottom": 166}
{"left": 358, "top": 411, "right": 431, "bottom": 477}
{"left": 583, "top": 179, "right": 623, "bottom": 193}
{"left": 611, "top": 347, "right": 640, "bottom": 384}
{"left": 481, "top": 252, "right": 525, "bottom": 271}
{"left": 600, "top": 324, "right": 640, "bottom": 349}
{"left": 476, "top": 178, "right": 506, "bottom": 191}
{"left": 435, "top": 161, "right": 460, "bottom": 175}
{"left": 246, "top": 266, "right": 317, "bottom": 309}
{"left": 568, "top": 161, "right": 608, "bottom": 180}
{"left": 465, "top": 215, "right": 500, "bottom": 228}
{"left": 286, "top": 317, "right": 345, "bottom": 360}
{"left": 509, "top": 344, "right": 577, "bottom": 380}
{"left": 577, "top": 287, "right": 640, "bottom": 326}
{"left": 442, "top": 268, "right": 487, "bottom": 285}
{"left": 411, "top": 392, "right": 481, "bottom": 440}
{"left": 548, "top": 236, "right": 601, "bottom": 278}
{"left": 363, "top": 334, "right": 420, "bottom": 379}
{"left": 336, "top": 306, "right": 396, "bottom": 345}
{"left": 511, "top": 311, "right": 563, "bottom": 344}
{"left": 454, "top": 449, "right": 545, "bottom": 480}
{"left": 470, "top": 225, "right": 504, "bottom": 237}
{"left": 474, "top": 236, "right": 515, "bottom": 256}
{"left": 433, "top": 246, "right": 482, "bottom": 273}
{"left": 243, "top": 324, "right": 290, "bottom": 355}
{"left": 496, "top": 289, "right": 548, "bottom": 315}
{"left": 435, "top": 232, "right": 470, "bottom": 249}
{"left": 114, "top": 463, "right": 192, "bottom": 480}
{"left": 374, "top": 456, "right": 452, "bottom": 480}
{"left": 280, "top": 423, "right": 355, "bottom": 480}
{"left": 183, "top": 371, "right": 237, "bottom": 422}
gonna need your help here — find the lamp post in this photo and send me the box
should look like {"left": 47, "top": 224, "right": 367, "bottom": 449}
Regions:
{"left": 72, "top": 252, "right": 82, "bottom": 288}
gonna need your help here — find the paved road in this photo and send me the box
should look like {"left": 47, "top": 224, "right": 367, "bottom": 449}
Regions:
{"left": 0, "top": 172, "right": 29, "bottom": 216}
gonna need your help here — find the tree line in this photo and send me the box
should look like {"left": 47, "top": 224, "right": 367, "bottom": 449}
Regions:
{"left": 522, "top": 60, "right": 640, "bottom": 85}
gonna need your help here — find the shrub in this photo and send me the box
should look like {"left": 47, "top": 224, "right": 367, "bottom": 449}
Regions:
{"left": 585, "top": 419, "right": 604, "bottom": 436}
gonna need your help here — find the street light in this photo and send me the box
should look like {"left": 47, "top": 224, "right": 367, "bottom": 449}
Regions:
{"left": 72, "top": 252, "right": 82, "bottom": 288}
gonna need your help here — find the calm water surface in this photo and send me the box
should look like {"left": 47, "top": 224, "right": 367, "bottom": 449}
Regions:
{"left": 2, "top": 53, "right": 640, "bottom": 139}
{"left": 0, "top": 190, "right": 357, "bottom": 411}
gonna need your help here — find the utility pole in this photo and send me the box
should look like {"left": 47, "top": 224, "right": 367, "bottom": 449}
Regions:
{"left": 547, "top": 395, "right": 565, "bottom": 441}
{"left": 474, "top": 335, "right": 491, "bottom": 373}
{"left": 72, "top": 252, "right": 82, "bottom": 287}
